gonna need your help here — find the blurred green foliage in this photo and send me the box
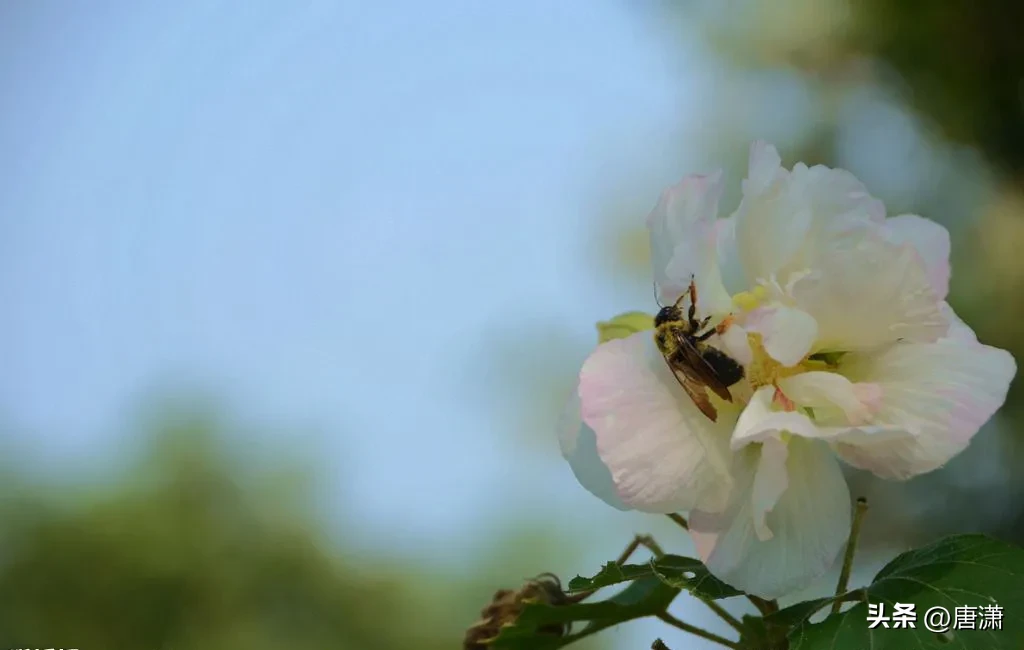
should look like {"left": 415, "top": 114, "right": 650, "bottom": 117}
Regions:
{"left": 855, "top": 0, "right": 1024, "bottom": 178}
{"left": 0, "top": 414, "right": 588, "bottom": 650}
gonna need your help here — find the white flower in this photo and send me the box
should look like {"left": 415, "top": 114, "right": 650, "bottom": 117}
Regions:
{"left": 560, "top": 142, "right": 1017, "bottom": 599}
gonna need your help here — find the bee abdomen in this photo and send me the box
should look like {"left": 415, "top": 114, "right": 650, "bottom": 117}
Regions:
{"left": 702, "top": 347, "right": 744, "bottom": 386}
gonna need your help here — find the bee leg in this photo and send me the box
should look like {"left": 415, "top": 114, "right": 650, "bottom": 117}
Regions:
{"left": 687, "top": 274, "right": 700, "bottom": 329}
{"left": 695, "top": 314, "right": 736, "bottom": 342}
{"left": 715, "top": 314, "right": 736, "bottom": 335}
{"left": 693, "top": 315, "right": 715, "bottom": 342}
{"left": 695, "top": 327, "right": 716, "bottom": 342}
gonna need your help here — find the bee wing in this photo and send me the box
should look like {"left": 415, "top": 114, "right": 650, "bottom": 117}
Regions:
{"left": 661, "top": 354, "right": 719, "bottom": 422}
{"left": 673, "top": 331, "right": 734, "bottom": 402}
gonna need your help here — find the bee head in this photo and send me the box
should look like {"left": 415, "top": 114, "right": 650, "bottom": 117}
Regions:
{"left": 654, "top": 305, "right": 681, "bottom": 327}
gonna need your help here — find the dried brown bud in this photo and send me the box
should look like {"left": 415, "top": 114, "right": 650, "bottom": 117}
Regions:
{"left": 462, "top": 573, "right": 570, "bottom": 649}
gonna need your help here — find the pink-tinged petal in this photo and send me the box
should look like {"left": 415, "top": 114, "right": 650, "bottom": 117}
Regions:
{"left": 939, "top": 301, "right": 977, "bottom": 343}
{"left": 777, "top": 372, "right": 881, "bottom": 426}
{"left": 646, "top": 170, "right": 724, "bottom": 237}
{"left": 578, "top": 332, "right": 734, "bottom": 512}
{"left": 558, "top": 391, "right": 630, "bottom": 511}
{"left": 744, "top": 303, "right": 818, "bottom": 366}
{"left": 690, "top": 438, "right": 851, "bottom": 599}
{"left": 647, "top": 171, "right": 731, "bottom": 313}
{"left": 735, "top": 385, "right": 905, "bottom": 448}
{"left": 733, "top": 386, "right": 821, "bottom": 449}
{"left": 834, "top": 325, "right": 1017, "bottom": 479}
{"left": 884, "top": 214, "right": 951, "bottom": 300}
{"left": 792, "top": 227, "right": 947, "bottom": 351}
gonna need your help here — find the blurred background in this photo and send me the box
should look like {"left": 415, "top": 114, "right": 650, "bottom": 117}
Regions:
{"left": 1, "top": 1, "right": 1022, "bottom": 648}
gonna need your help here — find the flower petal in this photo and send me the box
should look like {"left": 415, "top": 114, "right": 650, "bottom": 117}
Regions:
{"left": 689, "top": 438, "right": 852, "bottom": 599}
{"left": 744, "top": 303, "right": 818, "bottom": 366}
{"left": 715, "top": 213, "right": 747, "bottom": 295}
{"left": 718, "top": 322, "right": 754, "bottom": 367}
{"left": 732, "top": 144, "right": 885, "bottom": 288}
{"left": 791, "top": 226, "right": 948, "bottom": 351}
{"left": 732, "top": 386, "right": 821, "bottom": 449}
{"left": 735, "top": 385, "right": 905, "bottom": 448}
{"left": 751, "top": 437, "right": 789, "bottom": 541}
{"left": 578, "top": 332, "right": 733, "bottom": 512}
{"left": 790, "top": 162, "right": 886, "bottom": 227}
{"left": 743, "top": 140, "right": 785, "bottom": 196}
{"left": 558, "top": 391, "right": 631, "bottom": 510}
{"left": 939, "top": 301, "right": 977, "bottom": 343}
{"left": 646, "top": 172, "right": 732, "bottom": 314}
{"left": 884, "top": 214, "right": 951, "bottom": 300}
{"left": 734, "top": 159, "right": 813, "bottom": 288}
{"left": 834, "top": 318, "right": 1017, "bottom": 479}
{"left": 777, "top": 371, "right": 881, "bottom": 426}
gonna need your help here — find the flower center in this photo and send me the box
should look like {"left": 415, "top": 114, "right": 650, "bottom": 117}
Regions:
{"left": 728, "top": 286, "right": 836, "bottom": 413}
{"left": 744, "top": 332, "right": 805, "bottom": 390}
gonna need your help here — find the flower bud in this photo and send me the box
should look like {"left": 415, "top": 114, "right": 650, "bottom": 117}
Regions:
{"left": 462, "top": 573, "right": 569, "bottom": 649}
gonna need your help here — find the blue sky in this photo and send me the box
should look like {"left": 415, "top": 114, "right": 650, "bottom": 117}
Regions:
{"left": 0, "top": 0, "right": 696, "bottom": 558}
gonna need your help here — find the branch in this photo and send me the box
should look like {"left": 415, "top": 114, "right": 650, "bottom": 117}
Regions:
{"left": 656, "top": 611, "right": 741, "bottom": 649}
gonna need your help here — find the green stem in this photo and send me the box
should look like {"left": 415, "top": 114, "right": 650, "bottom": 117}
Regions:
{"left": 832, "top": 498, "right": 869, "bottom": 614}
{"left": 638, "top": 534, "right": 666, "bottom": 558}
{"left": 616, "top": 536, "right": 644, "bottom": 564}
{"left": 656, "top": 612, "right": 741, "bottom": 649}
{"left": 567, "top": 534, "right": 663, "bottom": 604}
{"left": 698, "top": 598, "right": 745, "bottom": 635}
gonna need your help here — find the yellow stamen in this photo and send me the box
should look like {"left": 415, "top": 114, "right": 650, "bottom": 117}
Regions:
{"left": 745, "top": 333, "right": 802, "bottom": 388}
{"left": 731, "top": 287, "right": 766, "bottom": 312}
{"left": 728, "top": 286, "right": 826, "bottom": 417}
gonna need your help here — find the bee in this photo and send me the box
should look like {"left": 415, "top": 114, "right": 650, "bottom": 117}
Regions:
{"left": 654, "top": 276, "right": 744, "bottom": 422}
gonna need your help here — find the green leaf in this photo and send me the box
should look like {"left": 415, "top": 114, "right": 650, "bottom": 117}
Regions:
{"left": 490, "top": 577, "right": 679, "bottom": 650}
{"left": 745, "top": 597, "right": 840, "bottom": 650}
{"left": 595, "top": 311, "right": 654, "bottom": 344}
{"left": 766, "top": 596, "right": 839, "bottom": 628}
{"left": 651, "top": 555, "right": 745, "bottom": 600}
{"left": 567, "top": 555, "right": 742, "bottom": 601}
{"left": 492, "top": 555, "right": 742, "bottom": 648}
{"left": 790, "top": 534, "right": 1024, "bottom": 649}
{"left": 566, "top": 560, "right": 654, "bottom": 592}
